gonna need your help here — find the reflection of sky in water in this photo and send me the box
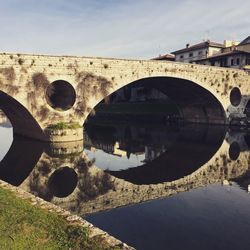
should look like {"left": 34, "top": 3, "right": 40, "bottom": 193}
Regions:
{"left": 0, "top": 125, "right": 13, "bottom": 161}
{"left": 87, "top": 183, "right": 250, "bottom": 250}
{"left": 84, "top": 148, "right": 145, "bottom": 171}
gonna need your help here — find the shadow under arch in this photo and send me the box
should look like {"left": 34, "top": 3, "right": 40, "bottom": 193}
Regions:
{"left": 0, "top": 90, "right": 45, "bottom": 140}
{"left": 0, "top": 135, "right": 44, "bottom": 186}
{"left": 89, "top": 76, "right": 226, "bottom": 125}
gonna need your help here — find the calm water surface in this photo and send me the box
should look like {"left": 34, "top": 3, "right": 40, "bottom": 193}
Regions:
{"left": 1, "top": 114, "right": 250, "bottom": 250}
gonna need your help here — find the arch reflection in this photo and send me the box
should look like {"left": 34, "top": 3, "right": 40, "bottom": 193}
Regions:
{"left": 1, "top": 117, "right": 250, "bottom": 215}
{"left": 84, "top": 121, "right": 226, "bottom": 184}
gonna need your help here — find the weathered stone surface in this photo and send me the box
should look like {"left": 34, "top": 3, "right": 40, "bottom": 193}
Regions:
{"left": 0, "top": 53, "right": 249, "bottom": 141}
{"left": 44, "top": 127, "right": 83, "bottom": 142}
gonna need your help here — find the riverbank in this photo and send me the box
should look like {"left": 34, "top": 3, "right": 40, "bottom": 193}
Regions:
{"left": 92, "top": 101, "right": 180, "bottom": 123}
{"left": 0, "top": 181, "right": 132, "bottom": 250}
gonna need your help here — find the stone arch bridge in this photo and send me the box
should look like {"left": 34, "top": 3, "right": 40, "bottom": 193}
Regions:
{"left": 0, "top": 53, "right": 250, "bottom": 141}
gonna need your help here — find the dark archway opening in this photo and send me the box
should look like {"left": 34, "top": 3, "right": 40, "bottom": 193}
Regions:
{"left": 86, "top": 76, "right": 226, "bottom": 125}
{"left": 46, "top": 80, "right": 76, "bottom": 111}
{"left": 83, "top": 77, "right": 226, "bottom": 185}
{"left": 229, "top": 141, "right": 240, "bottom": 160}
{"left": 230, "top": 87, "right": 241, "bottom": 107}
{"left": 0, "top": 91, "right": 44, "bottom": 140}
{"left": 48, "top": 167, "right": 78, "bottom": 198}
{"left": 0, "top": 136, "right": 44, "bottom": 186}
{"left": 0, "top": 91, "right": 46, "bottom": 185}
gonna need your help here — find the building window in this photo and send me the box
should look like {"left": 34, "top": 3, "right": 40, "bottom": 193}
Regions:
{"left": 247, "top": 58, "right": 250, "bottom": 65}
{"left": 221, "top": 59, "right": 227, "bottom": 67}
{"left": 236, "top": 58, "right": 240, "bottom": 65}
{"left": 231, "top": 59, "right": 234, "bottom": 66}
{"left": 180, "top": 55, "right": 184, "bottom": 59}
{"left": 198, "top": 51, "right": 203, "bottom": 55}
{"left": 189, "top": 53, "right": 193, "bottom": 57}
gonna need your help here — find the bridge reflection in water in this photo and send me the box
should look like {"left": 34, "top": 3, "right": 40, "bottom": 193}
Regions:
{"left": 84, "top": 121, "right": 226, "bottom": 184}
{"left": 0, "top": 119, "right": 249, "bottom": 213}
{"left": 1, "top": 118, "right": 250, "bottom": 248}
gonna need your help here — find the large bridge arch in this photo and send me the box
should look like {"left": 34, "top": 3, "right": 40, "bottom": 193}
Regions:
{"left": 88, "top": 76, "right": 227, "bottom": 124}
{"left": 0, "top": 90, "right": 45, "bottom": 140}
{"left": 84, "top": 120, "right": 226, "bottom": 185}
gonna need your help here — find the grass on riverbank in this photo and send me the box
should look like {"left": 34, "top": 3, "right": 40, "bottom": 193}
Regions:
{"left": 0, "top": 187, "right": 117, "bottom": 250}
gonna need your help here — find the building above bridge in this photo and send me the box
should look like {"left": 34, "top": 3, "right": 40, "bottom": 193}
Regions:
{"left": 155, "top": 35, "right": 250, "bottom": 72}
{"left": 171, "top": 40, "right": 225, "bottom": 63}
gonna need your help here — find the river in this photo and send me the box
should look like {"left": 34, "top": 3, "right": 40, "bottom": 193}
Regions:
{"left": 1, "top": 114, "right": 250, "bottom": 250}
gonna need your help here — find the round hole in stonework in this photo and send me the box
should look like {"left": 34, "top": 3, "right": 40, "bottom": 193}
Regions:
{"left": 229, "top": 142, "right": 240, "bottom": 161}
{"left": 46, "top": 80, "right": 76, "bottom": 111}
{"left": 48, "top": 167, "right": 78, "bottom": 198}
{"left": 230, "top": 87, "right": 241, "bottom": 107}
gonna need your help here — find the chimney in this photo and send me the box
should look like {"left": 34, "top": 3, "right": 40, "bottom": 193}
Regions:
{"left": 186, "top": 43, "right": 190, "bottom": 48}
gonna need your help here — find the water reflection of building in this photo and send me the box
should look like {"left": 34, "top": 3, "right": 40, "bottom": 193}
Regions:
{"left": 85, "top": 121, "right": 226, "bottom": 167}
{"left": 107, "top": 84, "right": 169, "bottom": 103}
{"left": 85, "top": 133, "right": 120, "bottom": 156}
{"left": 144, "top": 145, "right": 167, "bottom": 163}
{"left": 113, "top": 142, "right": 128, "bottom": 157}
{"left": 84, "top": 128, "right": 167, "bottom": 163}
{"left": 86, "top": 139, "right": 143, "bottom": 159}
{"left": 0, "top": 110, "right": 11, "bottom": 128}
{"left": 92, "top": 142, "right": 114, "bottom": 155}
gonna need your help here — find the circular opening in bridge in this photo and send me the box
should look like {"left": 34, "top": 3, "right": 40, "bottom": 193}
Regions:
{"left": 48, "top": 167, "right": 78, "bottom": 198}
{"left": 229, "top": 142, "right": 240, "bottom": 160}
{"left": 46, "top": 80, "right": 76, "bottom": 111}
{"left": 230, "top": 87, "right": 241, "bottom": 107}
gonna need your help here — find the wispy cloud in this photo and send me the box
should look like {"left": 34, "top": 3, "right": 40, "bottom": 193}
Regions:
{"left": 0, "top": 0, "right": 249, "bottom": 59}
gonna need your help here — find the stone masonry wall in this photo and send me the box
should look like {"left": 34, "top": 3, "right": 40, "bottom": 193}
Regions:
{"left": 0, "top": 53, "right": 249, "bottom": 140}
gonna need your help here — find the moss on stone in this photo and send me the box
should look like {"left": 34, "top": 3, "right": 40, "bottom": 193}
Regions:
{"left": 47, "top": 122, "right": 82, "bottom": 130}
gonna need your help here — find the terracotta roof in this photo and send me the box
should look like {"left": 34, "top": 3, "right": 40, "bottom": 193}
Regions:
{"left": 151, "top": 54, "right": 175, "bottom": 60}
{"left": 171, "top": 41, "right": 225, "bottom": 54}
{"left": 195, "top": 49, "right": 250, "bottom": 62}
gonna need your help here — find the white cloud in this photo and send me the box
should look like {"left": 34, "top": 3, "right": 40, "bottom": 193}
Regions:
{"left": 0, "top": 0, "right": 249, "bottom": 59}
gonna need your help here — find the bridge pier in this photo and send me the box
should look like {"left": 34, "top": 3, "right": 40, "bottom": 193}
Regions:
{"left": 44, "top": 126, "right": 84, "bottom": 142}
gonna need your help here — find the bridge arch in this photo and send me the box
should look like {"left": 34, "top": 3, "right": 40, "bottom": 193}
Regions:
{"left": 0, "top": 90, "right": 45, "bottom": 140}
{"left": 89, "top": 76, "right": 226, "bottom": 125}
{"left": 0, "top": 136, "right": 44, "bottom": 186}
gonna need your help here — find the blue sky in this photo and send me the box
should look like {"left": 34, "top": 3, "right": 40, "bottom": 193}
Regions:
{"left": 0, "top": 0, "right": 249, "bottom": 59}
